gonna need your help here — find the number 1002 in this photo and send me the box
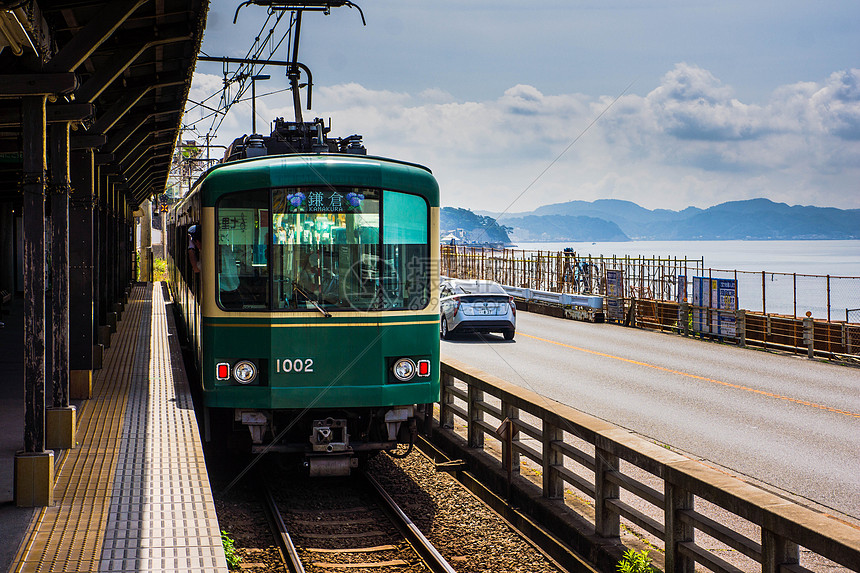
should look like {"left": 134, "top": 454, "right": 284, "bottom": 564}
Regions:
{"left": 276, "top": 358, "right": 314, "bottom": 373}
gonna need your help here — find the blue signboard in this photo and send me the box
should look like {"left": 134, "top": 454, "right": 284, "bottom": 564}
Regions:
{"left": 711, "top": 278, "right": 738, "bottom": 337}
{"left": 692, "top": 277, "right": 738, "bottom": 337}
{"left": 692, "top": 277, "right": 710, "bottom": 333}
{"left": 606, "top": 269, "right": 624, "bottom": 321}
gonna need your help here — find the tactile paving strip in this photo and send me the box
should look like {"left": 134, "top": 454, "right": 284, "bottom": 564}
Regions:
{"left": 13, "top": 284, "right": 227, "bottom": 572}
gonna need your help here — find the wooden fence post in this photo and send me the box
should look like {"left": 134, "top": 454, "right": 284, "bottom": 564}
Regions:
{"left": 541, "top": 420, "right": 563, "bottom": 499}
{"left": 761, "top": 529, "right": 799, "bottom": 573}
{"left": 503, "top": 402, "right": 521, "bottom": 475}
{"left": 664, "top": 482, "right": 695, "bottom": 573}
{"left": 736, "top": 309, "right": 746, "bottom": 347}
{"left": 594, "top": 444, "right": 620, "bottom": 537}
{"left": 803, "top": 317, "right": 814, "bottom": 359}
{"left": 468, "top": 384, "right": 484, "bottom": 449}
{"left": 680, "top": 302, "right": 690, "bottom": 336}
{"left": 440, "top": 371, "right": 455, "bottom": 429}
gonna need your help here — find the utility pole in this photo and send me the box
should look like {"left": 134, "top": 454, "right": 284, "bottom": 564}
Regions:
{"left": 251, "top": 74, "right": 270, "bottom": 134}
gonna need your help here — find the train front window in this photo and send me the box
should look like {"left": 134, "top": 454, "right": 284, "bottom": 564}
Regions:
{"left": 272, "top": 187, "right": 430, "bottom": 311}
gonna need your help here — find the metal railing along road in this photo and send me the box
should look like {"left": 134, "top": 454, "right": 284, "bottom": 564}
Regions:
{"left": 434, "top": 358, "right": 860, "bottom": 573}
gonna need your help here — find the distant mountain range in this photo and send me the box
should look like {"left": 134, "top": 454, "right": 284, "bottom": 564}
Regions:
{"left": 473, "top": 198, "right": 860, "bottom": 241}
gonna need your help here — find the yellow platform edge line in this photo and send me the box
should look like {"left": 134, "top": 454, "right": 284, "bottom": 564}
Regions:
{"left": 11, "top": 284, "right": 148, "bottom": 573}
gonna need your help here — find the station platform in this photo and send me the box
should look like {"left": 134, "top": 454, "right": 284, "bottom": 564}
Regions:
{"left": 0, "top": 283, "right": 228, "bottom": 573}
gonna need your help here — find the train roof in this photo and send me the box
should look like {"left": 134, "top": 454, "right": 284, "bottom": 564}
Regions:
{"left": 189, "top": 153, "right": 439, "bottom": 207}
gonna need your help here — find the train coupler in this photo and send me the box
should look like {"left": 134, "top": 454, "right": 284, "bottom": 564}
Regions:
{"left": 310, "top": 418, "right": 350, "bottom": 453}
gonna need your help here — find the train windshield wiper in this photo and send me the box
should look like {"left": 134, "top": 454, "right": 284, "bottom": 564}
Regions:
{"left": 293, "top": 282, "right": 331, "bottom": 318}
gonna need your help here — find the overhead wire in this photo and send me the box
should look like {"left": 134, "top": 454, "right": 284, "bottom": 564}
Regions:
{"left": 175, "top": 8, "right": 298, "bottom": 182}
{"left": 203, "top": 9, "right": 292, "bottom": 138}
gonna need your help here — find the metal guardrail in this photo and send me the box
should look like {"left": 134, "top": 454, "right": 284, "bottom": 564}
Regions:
{"left": 435, "top": 357, "right": 860, "bottom": 573}
{"left": 442, "top": 275, "right": 860, "bottom": 359}
{"left": 441, "top": 275, "right": 603, "bottom": 310}
{"left": 502, "top": 285, "right": 604, "bottom": 309}
{"left": 441, "top": 276, "right": 604, "bottom": 309}
{"left": 441, "top": 246, "right": 860, "bottom": 324}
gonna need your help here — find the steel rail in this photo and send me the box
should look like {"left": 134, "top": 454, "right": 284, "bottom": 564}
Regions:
{"left": 362, "top": 471, "right": 457, "bottom": 573}
{"left": 260, "top": 480, "right": 306, "bottom": 573}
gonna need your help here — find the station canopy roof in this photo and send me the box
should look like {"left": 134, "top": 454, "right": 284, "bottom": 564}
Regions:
{"left": 0, "top": 0, "right": 208, "bottom": 208}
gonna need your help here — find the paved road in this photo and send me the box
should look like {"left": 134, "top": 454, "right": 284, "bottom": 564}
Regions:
{"left": 441, "top": 311, "right": 860, "bottom": 520}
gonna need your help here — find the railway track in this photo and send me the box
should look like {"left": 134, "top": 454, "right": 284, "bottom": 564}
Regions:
{"left": 260, "top": 468, "right": 457, "bottom": 573}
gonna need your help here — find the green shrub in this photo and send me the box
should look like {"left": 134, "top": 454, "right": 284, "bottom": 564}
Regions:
{"left": 617, "top": 548, "right": 655, "bottom": 573}
{"left": 153, "top": 257, "right": 167, "bottom": 282}
{"left": 221, "top": 530, "right": 241, "bottom": 570}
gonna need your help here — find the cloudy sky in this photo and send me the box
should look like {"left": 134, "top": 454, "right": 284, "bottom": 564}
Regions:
{"left": 184, "top": 1, "right": 860, "bottom": 213}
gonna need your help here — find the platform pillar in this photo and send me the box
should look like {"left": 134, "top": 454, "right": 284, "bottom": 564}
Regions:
{"left": 92, "top": 167, "right": 103, "bottom": 364}
{"left": 14, "top": 450, "right": 54, "bottom": 507}
{"left": 139, "top": 198, "right": 152, "bottom": 282}
{"left": 98, "top": 324, "right": 112, "bottom": 348}
{"left": 97, "top": 169, "right": 109, "bottom": 333}
{"left": 46, "top": 406, "right": 77, "bottom": 450}
{"left": 70, "top": 369, "right": 92, "bottom": 400}
{"left": 51, "top": 122, "right": 72, "bottom": 412}
{"left": 93, "top": 344, "right": 104, "bottom": 369}
{"left": 70, "top": 148, "right": 95, "bottom": 382}
{"left": 21, "top": 95, "right": 48, "bottom": 459}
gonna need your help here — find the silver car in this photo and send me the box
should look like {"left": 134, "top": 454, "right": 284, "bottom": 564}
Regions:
{"left": 439, "top": 279, "right": 516, "bottom": 340}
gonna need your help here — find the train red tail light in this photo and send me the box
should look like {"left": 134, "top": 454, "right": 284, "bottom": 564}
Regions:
{"left": 417, "top": 359, "right": 431, "bottom": 377}
{"left": 216, "top": 362, "right": 230, "bottom": 380}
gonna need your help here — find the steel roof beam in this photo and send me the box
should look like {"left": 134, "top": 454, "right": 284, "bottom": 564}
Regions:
{"left": 89, "top": 75, "right": 186, "bottom": 135}
{"left": 70, "top": 133, "right": 107, "bottom": 149}
{"left": 117, "top": 125, "right": 176, "bottom": 165}
{"left": 125, "top": 144, "right": 171, "bottom": 180}
{"left": 120, "top": 139, "right": 171, "bottom": 177}
{"left": 94, "top": 153, "right": 114, "bottom": 165}
{"left": 75, "top": 29, "right": 192, "bottom": 103}
{"left": 103, "top": 111, "right": 157, "bottom": 154}
{"left": 0, "top": 73, "right": 78, "bottom": 97}
{"left": 45, "top": 0, "right": 149, "bottom": 73}
{"left": 0, "top": 102, "right": 94, "bottom": 127}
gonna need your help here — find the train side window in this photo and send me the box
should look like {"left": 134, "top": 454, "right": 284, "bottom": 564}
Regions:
{"left": 216, "top": 189, "right": 270, "bottom": 310}
{"left": 382, "top": 190, "right": 430, "bottom": 310}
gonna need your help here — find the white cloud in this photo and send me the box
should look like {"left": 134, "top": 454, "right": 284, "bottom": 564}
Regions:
{"left": 183, "top": 65, "right": 860, "bottom": 211}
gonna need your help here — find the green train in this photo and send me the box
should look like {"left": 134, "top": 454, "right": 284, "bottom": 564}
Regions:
{"left": 167, "top": 118, "right": 440, "bottom": 476}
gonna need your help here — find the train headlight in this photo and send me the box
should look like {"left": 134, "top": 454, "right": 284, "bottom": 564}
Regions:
{"left": 392, "top": 358, "right": 416, "bottom": 382}
{"left": 233, "top": 360, "right": 258, "bottom": 384}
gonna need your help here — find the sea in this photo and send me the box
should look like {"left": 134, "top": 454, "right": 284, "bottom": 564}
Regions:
{"left": 505, "top": 240, "right": 860, "bottom": 319}
{"left": 510, "top": 240, "right": 860, "bottom": 278}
